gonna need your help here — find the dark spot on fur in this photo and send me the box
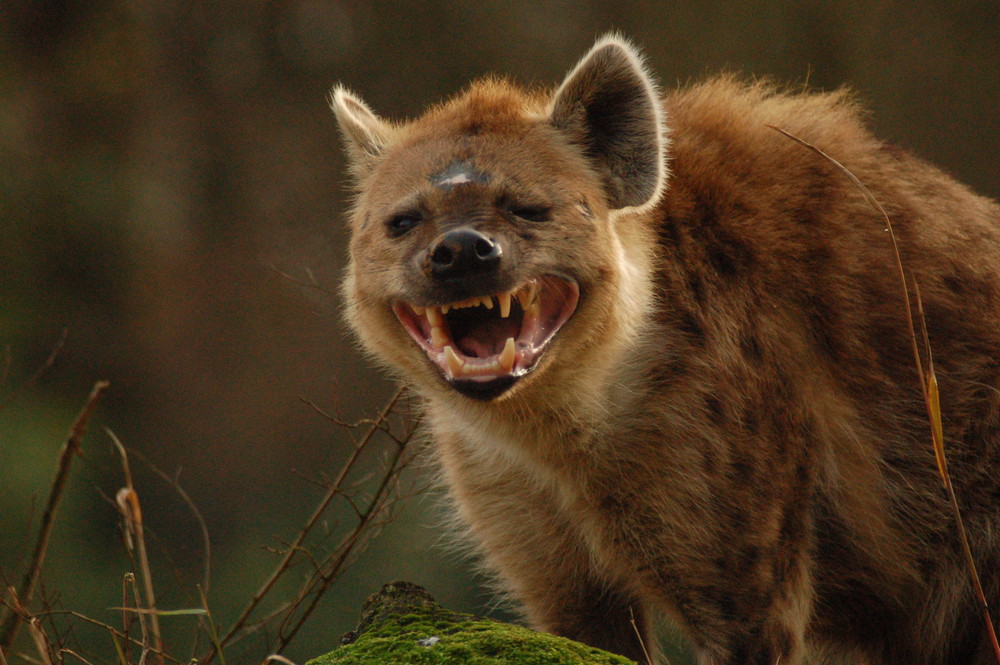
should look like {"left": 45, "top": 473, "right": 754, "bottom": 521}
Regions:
{"left": 678, "top": 310, "right": 706, "bottom": 344}
{"left": 687, "top": 270, "right": 706, "bottom": 303}
{"left": 647, "top": 354, "right": 689, "bottom": 383}
{"left": 690, "top": 195, "right": 757, "bottom": 278}
{"left": 705, "top": 395, "right": 726, "bottom": 424}
{"left": 702, "top": 449, "right": 718, "bottom": 475}
{"left": 740, "top": 330, "right": 764, "bottom": 363}
{"left": 742, "top": 408, "right": 760, "bottom": 435}
{"left": 942, "top": 274, "right": 966, "bottom": 295}
{"left": 738, "top": 545, "right": 761, "bottom": 575}
{"left": 731, "top": 459, "right": 756, "bottom": 484}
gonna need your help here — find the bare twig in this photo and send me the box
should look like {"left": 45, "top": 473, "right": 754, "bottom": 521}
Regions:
{"left": 30, "top": 612, "right": 180, "bottom": 665}
{"left": 271, "top": 419, "right": 418, "bottom": 652}
{"left": 122, "top": 573, "right": 148, "bottom": 665}
{"left": 125, "top": 449, "right": 213, "bottom": 598}
{"left": 110, "top": 432, "right": 164, "bottom": 665}
{"left": 0, "top": 380, "right": 109, "bottom": 651}
{"left": 58, "top": 648, "right": 98, "bottom": 665}
{"left": 627, "top": 606, "right": 661, "bottom": 665}
{"left": 770, "top": 125, "right": 1000, "bottom": 664}
{"left": 0, "top": 329, "right": 68, "bottom": 412}
{"left": 202, "top": 387, "right": 411, "bottom": 664}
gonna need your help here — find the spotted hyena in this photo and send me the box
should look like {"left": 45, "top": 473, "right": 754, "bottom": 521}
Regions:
{"left": 331, "top": 34, "right": 1000, "bottom": 665}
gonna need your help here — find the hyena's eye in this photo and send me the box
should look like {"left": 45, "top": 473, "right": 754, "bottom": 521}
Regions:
{"left": 506, "top": 204, "right": 550, "bottom": 223}
{"left": 386, "top": 211, "right": 422, "bottom": 237}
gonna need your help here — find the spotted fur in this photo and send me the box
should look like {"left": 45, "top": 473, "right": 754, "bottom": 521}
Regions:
{"left": 332, "top": 35, "right": 1000, "bottom": 665}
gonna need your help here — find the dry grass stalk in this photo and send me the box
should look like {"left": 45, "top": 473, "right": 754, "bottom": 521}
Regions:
{"left": 0, "top": 330, "right": 68, "bottom": 413}
{"left": 110, "top": 433, "right": 164, "bottom": 665}
{"left": 769, "top": 124, "right": 1000, "bottom": 664}
{"left": 0, "top": 380, "right": 110, "bottom": 653}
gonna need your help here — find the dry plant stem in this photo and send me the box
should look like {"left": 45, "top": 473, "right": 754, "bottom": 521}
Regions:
{"left": 43, "top": 611, "right": 180, "bottom": 665}
{"left": 110, "top": 432, "right": 164, "bottom": 665}
{"left": 769, "top": 125, "right": 1000, "bottom": 665}
{"left": 0, "top": 380, "right": 109, "bottom": 652}
{"left": 914, "top": 285, "right": 1000, "bottom": 663}
{"left": 129, "top": 451, "right": 212, "bottom": 596}
{"left": 272, "top": 417, "right": 416, "bottom": 652}
{"left": 58, "top": 648, "right": 98, "bottom": 665}
{"left": 0, "top": 329, "right": 68, "bottom": 412}
{"left": 122, "top": 572, "right": 149, "bottom": 665}
{"left": 627, "top": 607, "right": 659, "bottom": 665}
{"left": 202, "top": 387, "right": 408, "bottom": 665}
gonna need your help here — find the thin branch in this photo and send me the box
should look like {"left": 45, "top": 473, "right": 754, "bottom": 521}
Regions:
{"left": 126, "top": 449, "right": 212, "bottom": 598}
{"left": 31, "top": 611, "right": 182, "bottom": 665}
{"left": 0, "top": 380, "right": 109, "bottom": 651}
{"left": 271, "top": 428, "right": 417, "bottom": 652}
{"left": 0, "top": 330, "right": 68, "bottom": 412}
{"left": 202, "top": 387, "right": 408, "bottom": 664}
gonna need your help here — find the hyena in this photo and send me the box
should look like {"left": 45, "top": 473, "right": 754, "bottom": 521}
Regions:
{"left": 331, "top": 35, "right": 1000, "bottom": 665}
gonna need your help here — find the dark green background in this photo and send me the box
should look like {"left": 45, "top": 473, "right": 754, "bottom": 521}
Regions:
{"left": 1, "top": 1, "right": 997, "bottom": 663}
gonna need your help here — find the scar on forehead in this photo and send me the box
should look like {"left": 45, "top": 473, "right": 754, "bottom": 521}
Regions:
{"left": 430, "top": 160, "right": 491, "bottom": 191}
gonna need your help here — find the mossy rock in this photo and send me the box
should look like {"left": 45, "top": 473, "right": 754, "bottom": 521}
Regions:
{"left": 307, "top": 581, "right": 636, "bottom": 665}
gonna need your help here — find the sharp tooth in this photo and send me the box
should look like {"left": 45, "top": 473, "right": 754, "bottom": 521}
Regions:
{"left": 441, "top": 303, "right": 452, "bottom": 314}
{"left": 481, "top": 296, "right": 493, "bottom": 309}
{"left": 444, "top": 345, "right": 465, "bottom": 376}
{"left": 499, "top": 336, "right": 516, "bottom": 372}
{"left": 427, "top": 307, "right": 443, "bottom": 326}
{"left": 412, "top": 304, "right": 426, "bottom": 316}
{"left": 431, "top": 325, "right": 449, "bottom": 348}
{"left": 517, "top": 282, "right": 537, "bottom": 309}
{"left": 498, "top": 292, "right": 512, "bottom": 318}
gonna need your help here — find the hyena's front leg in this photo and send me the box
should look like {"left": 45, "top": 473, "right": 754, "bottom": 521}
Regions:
{"left": 437, "top": 435, "right": 655, "bottom": 663}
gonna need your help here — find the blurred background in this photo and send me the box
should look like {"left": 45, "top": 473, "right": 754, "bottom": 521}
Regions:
{"left": 1, "top": 1, "right": 997, "bottom": 663}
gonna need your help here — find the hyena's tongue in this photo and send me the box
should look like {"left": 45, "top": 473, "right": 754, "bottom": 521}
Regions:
{"left": 450, "top": 310, "right": 521, "bottom": 358}
{"left": 393, "top": 276, "right": 579, "bottom": 393}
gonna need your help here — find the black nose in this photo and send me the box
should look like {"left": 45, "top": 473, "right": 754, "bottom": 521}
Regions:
{"left": 426, "top": 228, "right": 502, "bottom": 280}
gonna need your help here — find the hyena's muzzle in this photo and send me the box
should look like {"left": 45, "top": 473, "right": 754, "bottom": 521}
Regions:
{"left": 393, "top": 223, "right": 578, "bottom": 401}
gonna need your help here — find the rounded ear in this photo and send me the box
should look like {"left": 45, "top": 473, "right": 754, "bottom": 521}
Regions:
{"left": 549, "top": 35, "right": 668, "bottom": 211}
{"left": 330, "top": 85, "right": 392, "bottom": 179}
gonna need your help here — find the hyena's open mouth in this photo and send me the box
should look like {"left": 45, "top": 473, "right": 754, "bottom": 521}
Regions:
{"left": 393, "top": 275, "right": 579, "bottom": 399}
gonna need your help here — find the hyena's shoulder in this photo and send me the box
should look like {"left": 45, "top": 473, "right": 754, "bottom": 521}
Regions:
{"left": 648, "top": 74, "right": 1000, "bottom": 446}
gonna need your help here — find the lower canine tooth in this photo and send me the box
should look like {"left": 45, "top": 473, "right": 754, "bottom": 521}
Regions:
{"left": 499, "top": 337, "right": 516, "bottom": 372}
{"left": 431, "top": 326, "right": 449, "bottom": 348}
{"left": 444, "top": 346, "right": 465, "bottom": 376}
{"left": 427, "top": 307, "right": 443, "bottom": 326}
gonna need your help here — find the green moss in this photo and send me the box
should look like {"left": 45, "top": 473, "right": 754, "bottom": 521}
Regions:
{"left": 307, "top": 581, "right": 635, "bottom": 665}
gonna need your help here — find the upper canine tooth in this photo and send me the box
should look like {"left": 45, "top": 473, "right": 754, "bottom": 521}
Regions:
{"left": 412, "top": 304, "right": 426, "bottom": 316}
{"left": 427, "top": 307, "right": 443, "bottom": 326}
{"left": 517, "top": 282, "right": 537, "bottom": 309}
{"left": 499, "top": 336, "right": 516, "bottom": 372}
{"left": 444, "top": 345, "right": 465, "bottom": 376}
{"left": 498, "top": 292, "right": 512, "bottom": 318}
